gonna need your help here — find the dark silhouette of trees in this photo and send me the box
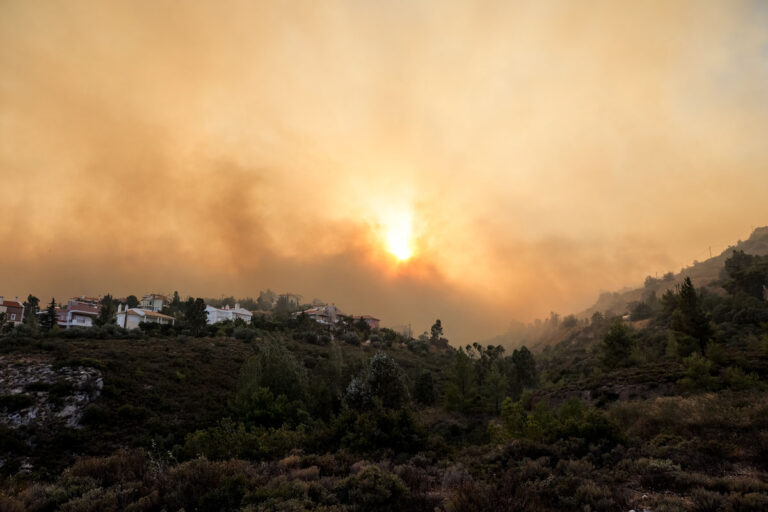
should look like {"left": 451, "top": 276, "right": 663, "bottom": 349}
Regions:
{"left": 430, "top": 319, "right": 443, "bottom": 343}
{"left": 413, "top": 371, "right": 436, "bottom": 406}
{"left": 96, "top": 294, "right": 117, "bottom": 326}
{"left": 184, "top": 298, "right": 208, "bottom": 336}
{"left": 23, "top": 294, "right": 40, "bottom": 329}
{"left": 601, "top": 319, "right": 634, "bottom": 369}
{"left": 724, "top": 250, "right": 768, "bottom": 300}
{"left": 445, "top": 348, "right": 478, "bottom": 412}
{"left": 40, "top": 298, "right": 57, "bottom": 331}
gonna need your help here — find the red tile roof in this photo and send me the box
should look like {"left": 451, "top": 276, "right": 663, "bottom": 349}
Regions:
{"left": 68, "top": 304, "right": 100, "bottom": 315}
{"left": 1, "top": 300, "right": 23, "bottom": 308}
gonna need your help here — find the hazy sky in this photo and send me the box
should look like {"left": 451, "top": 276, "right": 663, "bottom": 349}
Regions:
{"left": 1, "top": 0, "right": 767, "bottom": 342}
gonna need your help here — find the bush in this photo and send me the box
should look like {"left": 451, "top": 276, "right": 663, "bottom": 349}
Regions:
{"left": 691, "top": 487, "right": 726, "bottom": 512}
{"left": 335, "top": 465, "right": 407, "bottom": 512}
{"left": 678, "top": 354, "right": 719, "bottom": 392}
{"left": 343, "top": 332, "right": 361, "bottom": 346}
{"left": 233, "top": 327, "right": 256, "bottom": 342}
{"left": 80, "top": 404, "right": 110, "bottom": 426}
{"left": 723, "top": 366, "right": 763, "bottom": 391}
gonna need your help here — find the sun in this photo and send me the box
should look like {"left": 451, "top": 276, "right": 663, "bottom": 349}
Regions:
{"left": 386, "top": 226, "right": 413, "bottom": 261}
{"left": 382, "top": 211, "right": 414, "bottom": 261}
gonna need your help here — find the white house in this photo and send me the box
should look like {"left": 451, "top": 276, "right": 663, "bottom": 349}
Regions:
{"left": 205, "top": 304, "right": 252, "bottom": 324}
{"left": 58, "top": 298, "right": 100, "bottom": 329}
{"left": 140, "top": 294, "right": 168, "bottom": 312}
{"left": 116, "top": 305, "right": 175, "bottom": 330}
{"left": 296, "top": 304, "right": 343, "bottom": 325}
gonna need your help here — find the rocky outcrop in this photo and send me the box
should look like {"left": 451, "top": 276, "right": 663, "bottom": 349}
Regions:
{"left": 0, "top": 356, "right": 102, "bottom": 428}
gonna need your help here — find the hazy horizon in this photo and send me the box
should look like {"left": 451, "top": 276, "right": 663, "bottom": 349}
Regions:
{"left": 2, "top": 1, "right": 768, "bottom": 342}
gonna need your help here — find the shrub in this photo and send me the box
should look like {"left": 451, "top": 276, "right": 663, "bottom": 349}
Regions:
{"left": 678, "top": 353, "right": 718, "bottom": 392}
{"left": 723, "top": 366, "right": 763, "bottom": 391}
{"left": 80, "top": 404, "right": 110, "bottom": 426}
{"left": 233, "top": 327, "right": 256, "bottom": 342}
{"left": 691, "top": 487, "right": 726, "bottom": 512}
{"left": 335, "top": 465, "right": 407, "bottom": 512}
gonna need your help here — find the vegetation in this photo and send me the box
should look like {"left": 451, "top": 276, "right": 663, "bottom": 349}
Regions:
{"left": 1, "top": 250, "right": 768, "bottom": 510}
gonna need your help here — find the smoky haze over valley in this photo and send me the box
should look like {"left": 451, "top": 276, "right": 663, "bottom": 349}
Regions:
{"left": 1, "top": 0, "right": 768, "bottom": 342}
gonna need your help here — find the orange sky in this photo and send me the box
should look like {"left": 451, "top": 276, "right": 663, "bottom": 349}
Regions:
{"left": 1, "top": 0, "right": 767, "bottom": 342}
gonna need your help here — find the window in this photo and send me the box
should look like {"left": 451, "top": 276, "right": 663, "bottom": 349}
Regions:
{"left": 11, "top": 313, "right": 16, "bottom": 320}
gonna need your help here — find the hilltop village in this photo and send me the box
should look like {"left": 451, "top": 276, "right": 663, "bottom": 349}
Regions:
{"left": 0, "top": 291, "right": 382, "bottom": 338}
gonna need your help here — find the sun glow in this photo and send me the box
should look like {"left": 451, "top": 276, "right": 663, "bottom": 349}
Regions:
{"left": 383, "top": 211, "right": 414, "bottom": 261}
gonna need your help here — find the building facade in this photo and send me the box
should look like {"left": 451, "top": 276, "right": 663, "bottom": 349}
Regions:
{"left": 0, "top": 297, "right": 25, "bottom": 325}
{"left": 205, "top": 304, "right": 253, "bottom": 324}
{"left": 58, "top": 298, "right": 100, "bottom": 329}
{"left": 116, "top": 305, "right": 175, "bottom": 329}
{"left": 352, "top": 315, "right": 381, "bottom": 329}
{"left": 140, "top": 294, "right": 168, "bottom": 312}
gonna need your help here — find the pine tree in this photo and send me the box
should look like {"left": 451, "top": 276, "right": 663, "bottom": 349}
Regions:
{"left": 430, "top": 319, "right": 443, "bottom": 343}
{"left": 413, "top": 371, "right": 436, "bottom": 406}
{"left": 676, "top": 277, "right": 711, "bottom": 353}
{"left": 185, "top": 297, "right": 208, "bottom": 336}
{"left": 483, "top": 362, "right": 508, "bottom": 414}
{"left": 41, "top": 298, "right": 57, "bottom": 331}
{"left": 23, "top": 294, "right": 40, "bottom": 329}
{"left": 445, "top": 348, "right": 478, "bottom": 413}
{"left": 95, "top": 294, "right": 117, "bottom": 326}
{"left": 601, "top": 319, "right": 634, "bottom": 369}
{"left": 511, "top": 346, "right": 538, "bottom": 388}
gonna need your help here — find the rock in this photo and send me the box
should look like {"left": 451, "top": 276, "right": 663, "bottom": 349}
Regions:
{"left": 0, "top": 356, "right": 102, "bottom": 429}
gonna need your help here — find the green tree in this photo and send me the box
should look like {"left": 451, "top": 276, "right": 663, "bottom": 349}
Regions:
{"left": 345, "top": 352, "right": 410, "bottom": 411}
{"left": 229, "top": 341, "right": 308, "bottom": 427}
{"left": 413, "top": 371, "right": 436, "bottom": 406}
{"left": 41, "top": 298, "right": 57, "bottom": 331}
{"left": 126, "top": 295, "right": 139, "bottom": 308}
{"left": 724, "top": 250, "right": 768, "bottom": 300}
{"left": 511, "top": 346, "right": 537, "bottom": 389}
{"left": 561, "top": 314, "right": 578, "bottom": 329}
{"left": 674, "top": 277, "right": 712, "bottom": 352}
{"left": 184, "top": 297, "right": 208, "bottom": 336}
{"left": 430, "top": 319, "right": 443, "bottom": 343}
{"left": 483, "top": 362, "right": 508, "bottom": 414}
{"left": 95, "top": 294, "right": 117, "bottom": 326}
{"left": 678, "top": 353, "right": 718, "bottom": 392}
{"left": 629, "top": 300, "right": 654, "bottom": 321}
{"left": 445, "top": 348, "right": 478, "bottom": 413}
{"left": 500, "top": 397, "right": 527, "bottom": 438}
{"left": 23, "top": 294, "right": 40, "bottom": 329}
{"left": 274, "top": 295, "right": 296, "bottom": 318}
{"left": 601, "top": 319, "right": 634, "bottom": 369}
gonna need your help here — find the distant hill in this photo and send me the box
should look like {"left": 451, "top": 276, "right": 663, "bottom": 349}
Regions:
{"left": 489, "top": 226, "right": 768, "bottom": 351}
{"left": 582, "top": 225, "right": 768, "bottom": 319}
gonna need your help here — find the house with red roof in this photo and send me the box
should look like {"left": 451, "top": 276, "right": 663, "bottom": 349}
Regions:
{"left": 0, "top": 296, "right": 25, "bottom": 325}
{"left": 140, "top": 293, "right": 169, "bottom": 312}
{"left": 352, "top": 315, "right": 381, "bottom": 329}
{"left": 58, "top": 297, "right": 100, "bottom": 329}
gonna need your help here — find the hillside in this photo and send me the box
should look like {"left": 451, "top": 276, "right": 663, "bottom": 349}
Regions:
{"left": 1, "top": 247, "right": 768, "bottom": 511}
{"left": 0, "top": 329, "right": 455, "bottom": 478}
{"left": 583, "top": 226, "right": 768, "bottom": 319}
{"left": 490, "top": 226, "right": 768, "bottom": 352}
